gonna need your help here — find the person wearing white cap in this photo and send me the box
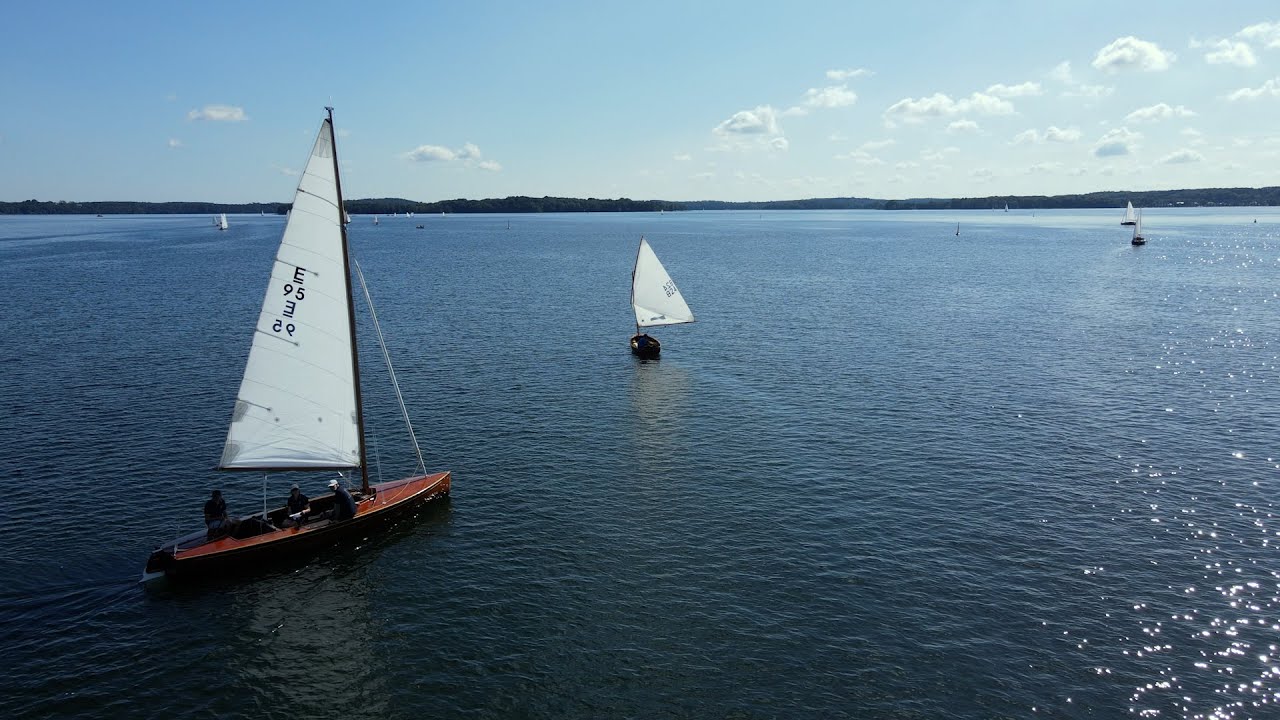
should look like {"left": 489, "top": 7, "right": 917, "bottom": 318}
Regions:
{"left": 328, "top": 478, "right": 357, "bottom": 522}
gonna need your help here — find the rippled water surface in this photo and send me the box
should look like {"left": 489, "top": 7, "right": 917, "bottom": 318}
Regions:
{"left": 2, "top": 209, "right": 1280, "bottom": 718}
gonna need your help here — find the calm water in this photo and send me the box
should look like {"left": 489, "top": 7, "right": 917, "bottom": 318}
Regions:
{"left": 2, "top": 208, "right": 1279, "bottom": 718}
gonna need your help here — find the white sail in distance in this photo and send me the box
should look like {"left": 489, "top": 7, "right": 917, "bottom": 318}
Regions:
{"left": 220, "top": 119, "right": 360, "bottom": 469}
{"left": 631, "top": 237, "right": 694, "bottom": 328}
{"left": 1122, "top": 202, "right": 1136, "bottom": 225}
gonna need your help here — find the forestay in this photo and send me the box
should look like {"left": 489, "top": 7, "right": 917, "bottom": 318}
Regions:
{"left": 631, "top": 237, "right": 694, "bottom": 328}
{"left": 220, "top": 120, "right": 360, "bottom": 469}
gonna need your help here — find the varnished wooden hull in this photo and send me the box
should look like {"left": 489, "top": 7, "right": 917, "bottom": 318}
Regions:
{"left": 144, "top": 472, "right": 450, "bottom": 581}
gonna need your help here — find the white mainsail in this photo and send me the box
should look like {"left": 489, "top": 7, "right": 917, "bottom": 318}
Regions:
{"left": 1122, "top": 201, "right": 1136, "bottom": 225}
{"left": 220, "top": 119, "right": 360, "bottom": 469}
{"left": 631, "top": 237, "right": 694, "bottom": 328}
{"left": 1134, "top": 209, "right": 1143, "bottom": 239}
{"left": 218, "top": 213, "right": 229, "bottom": 230}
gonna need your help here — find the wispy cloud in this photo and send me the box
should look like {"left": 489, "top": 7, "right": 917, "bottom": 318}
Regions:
{"left": 1091, "top": 36, "right": 1176, "bottom": 73}
{"left": 826, "top": 68, "right": 873, "bottom": 81}
{"left": 986, "top": 81, "right": 1042, "bottom": 98}
{"left": 860, "top": 139, "right": 896, "bottom": 152}
{"left": 1160, "top": 149, "right": 1204, "bottom": 164}
{"left": 1238, "top": 21, "right": 1280, "bottom": 49}
{"left": 1198, "top": 38, "right": 1257, "bottom": 66}
{"left": 1011, "top": 126, "right": 1081, "bottom": 145}
{"left": 785, "top": 85, "right": 857, "bottom": 116}
{"left": 187, "top": 104, "right": 248, "bottom": 122}
{"left": 947, "top": 119, "right": 980, "bottom": 134}
{"left": 1124, "top": 103, "right": 1196, "bottom": 123}
{"left": 274, "top": 165, "right": 300, "bottom": 177}
{"left": 1227, "top": 77, "right": 1280, "bottom": 101}
{"left": 404, "top": 141, "right": 500, "bottom": 170}
{"left": 1092, "top": 127, "right": 1142, "bottom": 157}
{"left": 673, "top": 153, "right": 692, "bottom": 162}
{"left": 166, "top": 138, "right": 182, "bottom": 149}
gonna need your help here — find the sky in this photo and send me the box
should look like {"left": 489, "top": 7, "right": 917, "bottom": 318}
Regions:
{"left": 2, "top": 1, "right": 1279, "bottom": 203}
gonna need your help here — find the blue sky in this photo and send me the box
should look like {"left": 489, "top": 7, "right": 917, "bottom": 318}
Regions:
{"left": 2, "top": 1, "right": 1278, "bottom": 203}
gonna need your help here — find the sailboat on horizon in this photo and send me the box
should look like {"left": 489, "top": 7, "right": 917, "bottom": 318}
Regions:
{"left": 1121, "top": 201, "right": 1137, "bottom": 226}
{"left": 629, "top": 237, "right": 694, "bottom": 359}
{"left": 217, "top": 213, "right": 229, "bottom": 230}
{"left": 143, "top": 108, "right": 451, "bottom": 581}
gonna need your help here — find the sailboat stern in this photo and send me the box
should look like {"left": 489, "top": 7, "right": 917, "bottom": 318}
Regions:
{"left": 630, "top": 334, "right": 661, "bottom": 359}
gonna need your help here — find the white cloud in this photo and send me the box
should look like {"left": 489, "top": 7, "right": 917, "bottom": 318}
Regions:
{"left": 920, "top": 146, "right": 960, "bottom": 162}
{"left": 970, "top": 168, "right": 994, "bottom": 181}
{"left": 714, "top": 105, "right": 780, "bottom": 135}
{"left": 1238, "top": 21, "right": 1280, "bottom": 49}
{"left": 692, "top": 172, "right": 715, "bottom": 181}
{"left": 986, "top": 81, "right": 1042, "bottom": 98}
{"left": 1227, "top": 78, "right": 1280, "bottom": 101}
{"left": 1202, "top": 39, "right": 1257, "bottom": 66}
{"left": 1012, "top": 129, "right": 1040, "bottom": 145}
{"left": 1124, "top": 103, "right": 1196, "bottom": 123}
{"left": 673, "top": 153, "right": 692, "bottom": 162}
{"left": 1093, "top": 127, "right": 1142, "bottom": 157}
{"left": 1160, "top": 149, "right": 1204, "bottom": 164}
{"left": 1012, "top": 126, "right": 1081, "bottom": 145}
{"left": 1092, "top": 36, "right": 1176, "bottom": 73}
{"left": 1064, "top": 84, "right": 1115, "bottom": 98}
{"left": 786, "top": 85, "right": 857, "bottom": 116}
{"left": 274, "top": 165, "right": 300, "bottom": 177}
{"left": 712, "top": 105, "right": 787, "bottom": 151}
{"left": 406, "top": 145, "right": 458, "bottom": 161}
{"left": 1026, "top": 162, "right": 1062, "bottom": 174}
{"left": 859, "top": 139, "right": 896, "bottom": 151}
{"left": 1045, "top": 126, "right": 1081, "bottom": 142}
{"left": 405, "top": 142, "right": 500, "bottom": 170}
{"left": 883, "top": 91, "right": 1013, "bottom": 126}
{"left": 947, "top": 119, "right": 980, "bottom": 134}
{"left": 1049, "top": 61, "right": 1074, "bottom": 84}
{"left": 187, "top": 104, "right": 248, "bottom": 122}
{"left": 826, "top": 68, "right": 873, "bottom": 81}
{"left": 167, "top": 138, "right": 182, "bottom": 148}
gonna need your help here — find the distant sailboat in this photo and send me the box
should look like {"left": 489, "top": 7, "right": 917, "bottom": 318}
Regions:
{"left": 629, "top": 237, "right": 694, "bottom": 359}
{"left": 1004, "top": 204, "right": 1009, "bottom": 213}
{"left": 955, "top": 222, "right": 960, "bottom": 237}
{"left": 218, "top": 213, "right": 229, "bottom": 231}
{"left": 1131, "top": 209, "right": 1146, "bottom": 245}
{"left": 1121, "top": 201, "right": 1136, "bottom": 226}
{"left": 373, "top": 215, "right": 379, "bottom": 226}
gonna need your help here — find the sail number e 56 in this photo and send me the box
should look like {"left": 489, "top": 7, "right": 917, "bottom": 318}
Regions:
{"left": 272, "top": 266, "right": 308, "bottom": 337}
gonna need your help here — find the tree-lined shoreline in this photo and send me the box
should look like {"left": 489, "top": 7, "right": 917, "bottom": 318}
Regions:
{"left": 3, "top": 186, "right": 1278, "bottom": 215}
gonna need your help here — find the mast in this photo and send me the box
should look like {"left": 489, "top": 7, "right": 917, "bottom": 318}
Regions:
{"left": 631, "top": 237, "right": 643, "bottom": 336}
{"left": 326, "top": 107, "right": 370, "bottom": 494}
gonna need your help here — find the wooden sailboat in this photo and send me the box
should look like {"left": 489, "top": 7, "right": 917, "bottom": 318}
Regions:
{"left": 143, "top": 108, "right": 451, "bottom": 581}
{"left": 1121, "top": 201, "right": 1136, "bottom": 226}
{"left": 629, "top": 237, "right": 694, "bottom": 359}
{"left": 1131, "top": 209, "right": 1146, "bottom": 245}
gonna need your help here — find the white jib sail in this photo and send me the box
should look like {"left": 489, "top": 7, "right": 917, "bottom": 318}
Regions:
{"left": 1123, "top": 202, "right": 1136, "bottom": 224}
{"left": 220, "top": 119, "right": 359, "bottom": 469}
{"left": 631, "top": 237, "right": 694, "bottom": 328}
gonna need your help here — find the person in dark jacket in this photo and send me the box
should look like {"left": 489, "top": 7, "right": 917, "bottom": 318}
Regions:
{"left": 328, "top": 478, "right": 357, "bottom": 521}
{"left": 283, "top": 484, "right": 310, "bottom": 527}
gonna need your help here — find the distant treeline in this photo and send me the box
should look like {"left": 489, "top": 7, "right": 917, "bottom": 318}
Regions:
{"left": 882, "top": 187, "right": 1280, "bottom": 210}
{"left": 4, "top": 187, "right": 1279, "bottom": 215}
{"left": 0, "top": 200, "right": 290, "bottom": 215}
